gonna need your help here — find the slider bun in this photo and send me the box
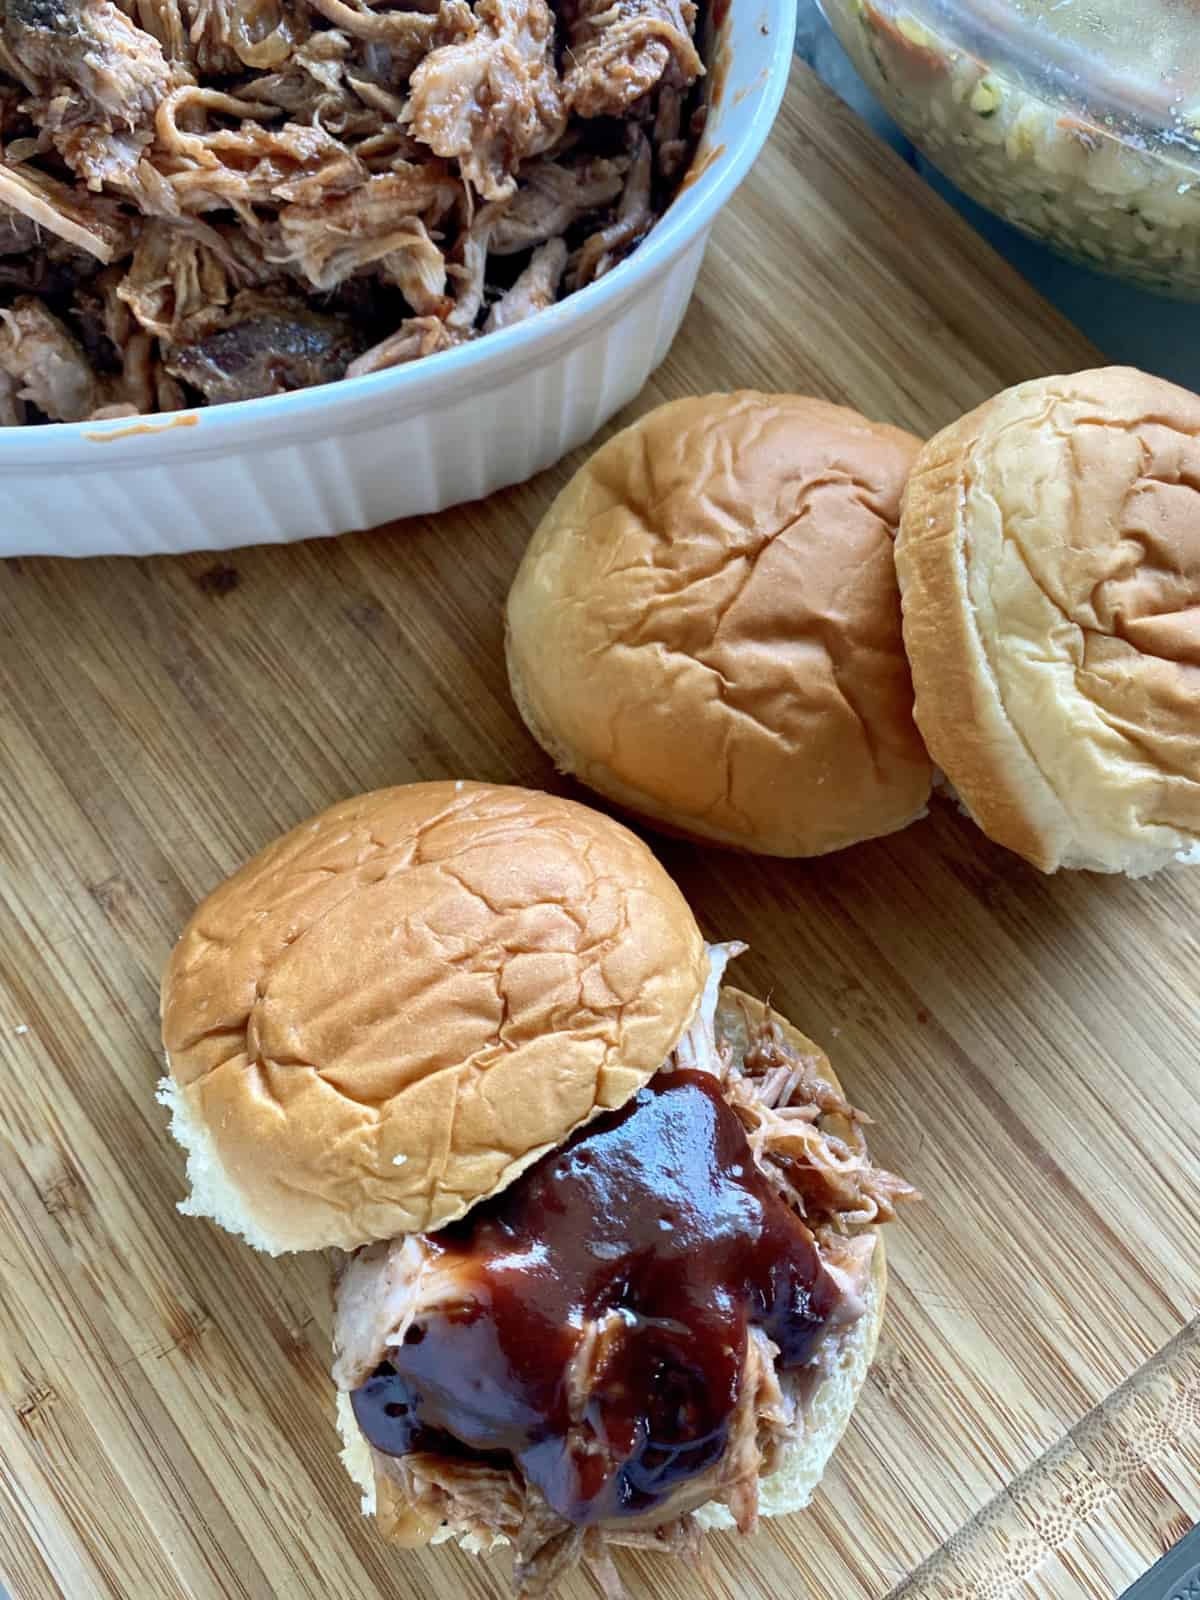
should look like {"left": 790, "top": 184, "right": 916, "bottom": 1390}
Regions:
{"left": 505, "top": 392, "right": 933, "bottom": 858}
{"left": 337, "top": 988, "right": 886, "bottom": 1544}
{"left": 896, "top": 367, "right": 1200, "bottom": 875}
{"left": 159, "top": 782, "right": 707, "bottom": 1255}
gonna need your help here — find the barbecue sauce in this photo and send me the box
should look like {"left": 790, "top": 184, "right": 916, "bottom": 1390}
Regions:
{"left": 351, "top": 1069, "right": 839, "bottom": 1524}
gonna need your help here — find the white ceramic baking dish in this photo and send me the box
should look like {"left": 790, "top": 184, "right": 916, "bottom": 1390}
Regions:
{"left": 0, "top": 0, "right": 795, "bottom": 558}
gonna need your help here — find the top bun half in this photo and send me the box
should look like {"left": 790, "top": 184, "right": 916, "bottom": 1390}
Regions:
{"left": 160, "top": 782, "right": 707, "bottom": 1254}
{"left": 505, "top": 392, "right": 932, "bottom": 858}
{"left": 896, "top": 367, "right": 1200, "bottom": 875}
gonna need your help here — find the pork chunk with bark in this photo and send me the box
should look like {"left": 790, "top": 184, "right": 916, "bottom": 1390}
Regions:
{"left": 159, "top": 786, "right": 915, "bottom": 1600}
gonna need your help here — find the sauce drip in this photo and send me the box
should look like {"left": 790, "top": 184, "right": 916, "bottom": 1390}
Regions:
{"left": 352, "top": 1069, "right": 839, "bottom": 1524}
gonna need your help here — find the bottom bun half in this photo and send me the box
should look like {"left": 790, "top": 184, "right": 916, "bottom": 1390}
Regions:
{"left": 698, "top": 989, "right": 886, "bottom": 1528}
{"left": 335, "top": 986, "right": 887, "bottom": 1547}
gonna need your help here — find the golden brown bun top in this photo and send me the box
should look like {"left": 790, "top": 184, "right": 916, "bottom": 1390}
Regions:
{"left": 161, "top": 782, "right": 707, "bottom": 1252}
{"left": 505, "top": 391, "right": 933, "bottom": 858}
{"left": 896, "top": 367, "right": 1200, "bottom": 876}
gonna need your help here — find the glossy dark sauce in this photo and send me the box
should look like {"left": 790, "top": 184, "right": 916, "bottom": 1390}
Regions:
{"left": 352, "top": 1070, "right": 838, "bottom": 1524}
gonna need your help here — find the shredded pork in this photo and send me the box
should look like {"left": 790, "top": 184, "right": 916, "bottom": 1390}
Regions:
{"left": 562, "top": 0, "right": 702, "bottom": 119}
{"left": 483, "top": 235, "right": 564, "bottom": 331}
{"left": 403, "top": 0, "right": 565, "bottom": 201}
{"left": 332, "top": 945, "right": 915, "bottom": 1598}
{"left": 0, "top": 0, "right": 705, "bottom": 421}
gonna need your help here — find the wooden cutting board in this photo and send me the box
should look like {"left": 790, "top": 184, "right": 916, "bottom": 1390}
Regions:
{"left": 1, "top": 59, "right": 1197, "bottom": 1600}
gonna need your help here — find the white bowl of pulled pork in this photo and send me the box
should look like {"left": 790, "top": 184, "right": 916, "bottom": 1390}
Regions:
{"left": 158, "top": 780, "right": 915, "bottom": 1594}
{"left": 0, "top": 0, "right": 795, "bottom": 554}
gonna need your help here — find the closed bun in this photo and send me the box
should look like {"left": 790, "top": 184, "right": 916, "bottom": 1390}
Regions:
{"left": 159, "top": 782, "right": 707, "bottom": 1254}
{"left": 505, "top": 392, "right": 933, "bottom": 858}
{"left": 896, "top": 367, "right": 1200, "bottom": 876}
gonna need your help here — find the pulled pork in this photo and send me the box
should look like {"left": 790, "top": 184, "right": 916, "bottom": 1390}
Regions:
{"left": 0, "top": 0, "right": 706, "bottom": 421}
{"left": 332, "top": 944, "right": 915, "bottom": 1598}
{"left": 403, "top": 0, "right": 565, "bottom": 201}
{"left": 562, "top": 0, "right": 702, "bottom": 119}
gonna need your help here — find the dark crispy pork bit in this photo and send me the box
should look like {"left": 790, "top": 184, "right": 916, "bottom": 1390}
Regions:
{"left": 4, "top": 0, "right": 176, "bottom": 125}
{"left": 0, "top": 211, "right": 90, "bottom": 294}
{"left": 0, "top": 80, "right": 23, "bottom": 134}
{"left": 69, "top": 271, "right": 124, "bottom": 374}
{"left": 161, "top": 289, "right": 362, "bottom": 401}
{"left": 0, "top": 208, "right": 38, "bottom": 256}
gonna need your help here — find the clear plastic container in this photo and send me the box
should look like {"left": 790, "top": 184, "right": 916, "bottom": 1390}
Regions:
{"left": 818, "top": 0, "right": 1200, "bottom": 296}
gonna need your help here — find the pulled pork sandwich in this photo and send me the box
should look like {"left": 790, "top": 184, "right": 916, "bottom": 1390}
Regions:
{"left": 158, "top": 781, "right": 913, "bottom": 1594}
{"left": 0, "top": 0, "right": 706, "bottom": 424}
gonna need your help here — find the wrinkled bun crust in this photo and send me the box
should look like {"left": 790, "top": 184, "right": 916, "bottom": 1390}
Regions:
{"left": 160, "top": 782, "right": 707, "bottom": 1254}
{"left": 506, "top": 392, "right": 933, "bottom": 857}
{"left": 896, "top": 367, "right": 1200, "bottom": 875}
{"left": 336, "top": 987, "right": 886, "bottom": 1542}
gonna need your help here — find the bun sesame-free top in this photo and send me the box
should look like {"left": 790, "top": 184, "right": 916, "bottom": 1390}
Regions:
{"left": 506, "top": 391, "right": 933, "bottom": 858}
{"left": 160, "top": 781, "right": 707, "bottom": 1254}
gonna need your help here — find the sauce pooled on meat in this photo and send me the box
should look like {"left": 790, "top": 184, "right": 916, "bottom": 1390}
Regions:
{"left": 351, "top": 1068, "right": 841, "bottom": 1524}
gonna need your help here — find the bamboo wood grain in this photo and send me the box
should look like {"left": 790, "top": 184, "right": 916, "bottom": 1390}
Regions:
{"left": 0, "top": 60, "right": 1196, "bottom": 1600}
